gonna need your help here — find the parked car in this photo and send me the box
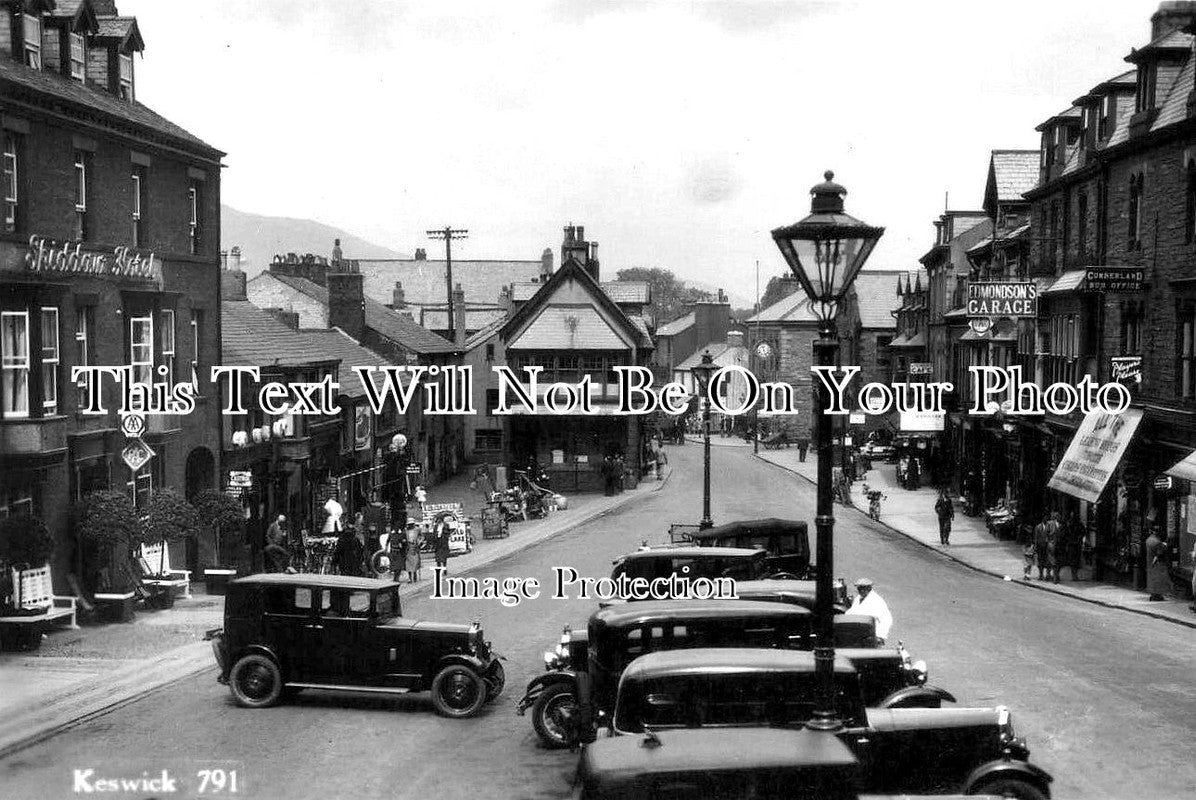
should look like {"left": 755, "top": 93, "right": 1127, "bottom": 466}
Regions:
{"left": 688, "top": 518, "right": 811, "bottom": 579}
{"left": 607, "top": 648, "right": 1051, "bottom": 799}
{"left": 517, "top": 600, "right": 944, "bottom": 749}
{"left": 574, "top": 726, "right": 862, "bottom": 800}
{"left": 610, "top": 546, "right": 769, "bottom": 593}
{"left": 731, "top": 577, "right": 851, "bottom": 615}
{"left": 207, "top": 574, "right": 504, "bottom": 718}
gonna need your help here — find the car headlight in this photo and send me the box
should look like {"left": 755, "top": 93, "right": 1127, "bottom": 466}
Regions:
{"left": 911, "top": 659, "right": 928, "bottom": 684}
{"left": 544, "top": 650, "right": 561, "bottom": 669}
{"left": 998, "top": 706, "right": 1014, "bottom": 741}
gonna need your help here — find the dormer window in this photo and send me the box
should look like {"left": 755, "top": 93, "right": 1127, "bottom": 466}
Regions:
{"left": 1098, "top": 96, "right": 1112, "bottom": 140}
{"left": 69, "top": 33, "right": 86, "bottom": 82}
{"left": 118, "top": 54, "right": 134, "bottom": 100}
{"left": 22, "top": 14, "right": 42, "bottom": 69}
{"left": 1136, "top": 63, "right": 1157, "bottom": 112}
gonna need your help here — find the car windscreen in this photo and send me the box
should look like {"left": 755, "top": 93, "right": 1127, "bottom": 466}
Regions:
{"left": 375, "top": 589, "right": 400, "bottom": 618}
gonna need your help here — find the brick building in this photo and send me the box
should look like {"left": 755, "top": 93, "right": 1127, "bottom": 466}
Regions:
{"left": 0, "top": 0, "right": 224, "bottom": 589}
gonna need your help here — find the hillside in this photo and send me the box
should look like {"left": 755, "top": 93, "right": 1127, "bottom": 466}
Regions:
{"left": 221, "top": 205, "right": 409, "bottom": 275}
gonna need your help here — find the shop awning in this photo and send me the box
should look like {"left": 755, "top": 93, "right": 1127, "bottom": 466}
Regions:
{"left": 1047, "top": 408, "right": 1144, "bottom": 503}
{"left": 1042, "top": 270, "right": 1088, "bottom": 294}
{"left": 1165, "top": 452, "right": 1196, "bottom": 482}
{"left": 889, "top": 332, "right": 927, "bottom": 348}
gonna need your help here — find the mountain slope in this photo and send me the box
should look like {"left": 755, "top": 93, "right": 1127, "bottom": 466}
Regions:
{"left": 221, "top": 205, "right": 409, "bottom": 275}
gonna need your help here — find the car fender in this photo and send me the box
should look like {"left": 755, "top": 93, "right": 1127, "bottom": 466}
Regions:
{"left": 516, "top": 671, "right": 580, "bottom": 715}
{"left": 963, "top": 758, "right": 1053, "bottom": 796}
{"left": 432, "top": 653, "right": 488, "bottom": 678}
{"left": 877, "top": 684, "right": 956, "bottom": 709}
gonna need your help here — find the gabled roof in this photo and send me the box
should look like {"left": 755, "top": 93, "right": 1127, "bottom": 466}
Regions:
{"left": 49, "top": 0, "right": 99, "bottom": 33}
{"left": 987, "top": 151, "right": 1039, "bottom": 206}
{"left": 1126, "top": 27, "right": 1194, "bottom": 63}
{"left": 600, "top": 281, "right": 650, "bottom": 304}
{"left": 94, "top": 16, "right": 145, "bottom": 52}
{"left": 221, "top": 300, "right": 337, "bottom": 369}
{"left": 499, "top": 257, "right": 652, "bottom": 350}
{"left": 849, "top": 270, "right": 902, "bottom": 330}
{"left": 356, "top": 259, "right": 545, "bottom": 309}
{"left": 675, "top": 341, "right": 748, "bottom": 372}
{"left": 746, "top": 291, "right": 818, "bottom": 325}
{"left": 656, "top": 311, "right": 696, "bottom": 337}
{"left": 265, "top": 273, "right": 460, "bottom": 355}
{"left": 0, "top": 49, "right": 221, "bottom": 159}
{"left": 464, "top": 316, "right": 506, "bottom": 351}
{"left": 1034, "top": 106, "right": 1082, "bottom": 132}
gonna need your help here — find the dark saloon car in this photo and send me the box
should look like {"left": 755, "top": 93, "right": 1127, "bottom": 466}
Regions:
{"left": 207, "top": 574, "right": 504, "bottom": 718}
{"left": 688, "top": 518, "right": 811, "bottom": 578}
{"left": 608, "top": 648, "right": 1051, "bottom": 800}
{"left": 610, "top": 546, "right": 769, "bottom": 591}
{"left": 574, "top": 726, "right": 862, "bottom": 800}
{"left": 517, "top": 600, "right": 944, "bottom": 749}
{"left": 729, "top": 577, "right": 851, "bottom": 615}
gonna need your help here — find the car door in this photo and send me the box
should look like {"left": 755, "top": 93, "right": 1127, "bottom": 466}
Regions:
{"left": 261, "top": 585, "right": 316, "bottom": 682}
{"left": 298, "top": 588, "right": 368, "bottom": 683}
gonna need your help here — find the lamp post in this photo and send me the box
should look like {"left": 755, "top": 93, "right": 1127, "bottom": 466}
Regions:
{"left": 691, "top": 351, "right": 717, "bottom": 530}
{"left": 771, "top": 170, "right": 884, "bottom": 730}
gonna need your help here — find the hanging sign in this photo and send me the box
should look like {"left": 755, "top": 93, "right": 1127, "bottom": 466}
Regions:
{"left": 1048, "top": 408, "right": 1144, "bottom": 503}
{"left": 228, "top": 470, "right": 253, "bottom": 488}
{"left": 121, "top": 439, "right": 156, "bottom": 472}
{"left": 909, "top": 363, "right": 933, "bottom": 376}
{"left": 354, "top": 406, "right": 372, "bottom": 451}
{"left": 120, "top": 412, "right": 146, "bottom": 438}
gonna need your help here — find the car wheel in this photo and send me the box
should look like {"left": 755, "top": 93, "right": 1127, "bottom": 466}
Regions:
{"left": 229, "top": 654, "right": 282, "bottom": 708}
{"left": 484, "top": 661, "right": 506, "bottom": 701}
{"left": 969, "top": 778, "right": 1048, "bottom": 800}
{"left": 532, "top": 683, "right": 580, "bottom": 749}
{"left": 430, "top": 665, "right": 488, "bottom": 718}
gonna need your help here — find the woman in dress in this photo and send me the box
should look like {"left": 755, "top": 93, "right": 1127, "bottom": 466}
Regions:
{"left": 404, "top": 522, "right": 422, "bottom": 583}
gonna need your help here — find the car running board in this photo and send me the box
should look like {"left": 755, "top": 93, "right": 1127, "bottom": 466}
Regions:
{"left": 285, "top": 682, "right": 412, "bottom": 694}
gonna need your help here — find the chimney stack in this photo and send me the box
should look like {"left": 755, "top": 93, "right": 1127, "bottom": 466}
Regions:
{"left": 498, "top": 285, "right": 513, "bottom": 314}
{"left": 452, "top": 283, "right": 467, "bottom": 346}
{"left": 391, "top": 281, "right": 406, "bottom": 310}
{"left": 221, "top": 269, "right": 247, "bottom": 301}
{"left": 327, "top": 271, "right": 366, "bottom": 342}
{"left": 1152, "top": 1, "right": 1196, "bottom": 39}
{"left": 415, "top": 247, "right": 427, "bottom": 261}
{"left": 541, "top": 247, "right": 554, "bottom": 279}
{"left": 726, "top": 330, "right": 745, "bottom": 348}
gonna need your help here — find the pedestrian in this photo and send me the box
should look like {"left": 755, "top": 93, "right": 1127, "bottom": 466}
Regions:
{"left": 614, "top": 454, "right": 625, "bottom": 493}
{"left": 1033, "top": 513, "right": 1058, "bottom": 581}
{"left": 264, "top": 513, "right": 291, "bottom": 572}
{"left": 934, "top": 489, "right": 954, "bottom": 546}
{"left": 1145, "top": 526, "right": 1170, "bottom": 602}
{"left": 322, "top": 492, "right": 344, "bottom": 534}
{"left": 848, "top": 578, "right": 893, "bottom": 645}
{"left": 1060, "top": 513, "right": 1083, "bottom": 581}
{"left": 1188, "top": 537, "right": 1196, "bottom": 614}
{"left": 331, "top": 524, "right": 364, "bottom": 577}
{"left": 602, "top": 456, "right": 614, "bottom": 496}
{"left": 404, "top": 522, "right": 422, "bottom": 583}
{"left": 433, "top": 513, "right": 453, "bottom": 574}
{"left": 1022, "top": 537, "right": 1037, "bottom": 580}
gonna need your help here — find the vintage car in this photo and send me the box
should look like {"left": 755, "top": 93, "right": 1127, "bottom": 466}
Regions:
{"left": 609, "top": 546, "right": 769, "bottom": 592}
{"left": 573, "top": 726, "right": 862, "bottom": 800}
{"left": 731, "top": 577, "right": 851, "bottom": 615}
{"left": 207, "top": 574, "right": 504, "bottom": 718}
{"left": 687, "top": 518, "right": 812, "bottom": 579}
{"left": 607, "top": 648, "right": 1051, "bottom": 800}
{"left": 517, "top": 600, "right": 945, "bottom": 749}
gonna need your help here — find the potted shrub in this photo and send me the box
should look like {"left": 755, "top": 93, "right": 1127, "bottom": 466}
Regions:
{"left": 192, "top": 490, "right": 245, "bottom": 594}
{"left": 139, "top": 489, "right": 200, "bottom": 608}
{"left": 77, "top": 490, "right": 142, "bottom": 622}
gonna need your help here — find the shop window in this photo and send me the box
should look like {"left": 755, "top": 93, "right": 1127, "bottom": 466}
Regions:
{"left": 69, "top": 33, "right": 85, "bottom": 81}
{"left": 74, "top": 151, "right": 88, "bottom": 241}
{"left": 74, "top": 458, "right": 109, "bottom": 502}
{"left": 22, "top": 14, "right": 41, "bottom": 69}
{"left": 160, "top": 309, "right": 175, "bottom": 384}
{"left": 41, "top": 307, "right": 58, "bottom": 414}
{"left": 129, "top": 315, "right": 154, "bottom": 390}
{"left": 3, "top": 134, "right": 18, "bottom": 233}
{"left": 1, "top": 310, "right": 30, "bottom": 417}
{"left": 75, "top": 307, "right": 92, "bottom": 408}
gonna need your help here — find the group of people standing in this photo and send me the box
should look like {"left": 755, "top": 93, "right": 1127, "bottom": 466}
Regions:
{"left": 601, "top": 454, "right": 626, "bottom": 496}
{"left": 1022, "top": 511, "right": 1085, "bottom": 583}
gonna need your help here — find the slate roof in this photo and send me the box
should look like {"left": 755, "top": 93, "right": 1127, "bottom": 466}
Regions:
{"left": 222, "top": 300, "right": 336, "bottom": 369}
{"left": 301, "top": 329, "right": 393, "bottom": 399}
{"left": 746, "top": 291, "right": 819, "bottom": 325}
{"left": 418, "top": 307, "right": 506, "bottom": 332}
{"left": 509, "top": 306, "right": 630, "bottom": 350}
{"left": 600, "top": 281, "right": 651, "bottom": 304}
{"left": 1154, "top": 51, "right": 1195, "bottom": 130}
{"left": 1127, "top": 27, "right": 1193, "bottom": 61}
{"left": 0, "top": 47, "right": 220, "bottom": 158}
{"left": 266, "top": 273, "right": 460, "bottom": 355}
{"left": 675, "top": 341, "right": 748, "bottom": 372}
{"left": 656, "top": 311, "right": 695, "bottom": 337}
{"left": 465, "top": 316, "right": 506, "bottom": 350}
{"left": 95, "top": 16, "right": 143, "bottom": 50}
{"left": 356, "top": 259, "right": 545, "bottom": 308}
{"left": 990, "top": 151, "right": 1039, "bottom": 202}
{"left": 850, "top": 270, "right": 902, "bottom": 330}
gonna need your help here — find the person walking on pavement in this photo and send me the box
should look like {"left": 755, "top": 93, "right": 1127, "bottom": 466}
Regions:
{"left": 433, "top": 514, "right": 453, "bottom": 574}
{"left": 404, "top": 522, "right": 422, "bottom": 583}
{"left": 934, "top": 489, "right": 955, "bottom": 546}
{"left": 1060, "top": 513, "right": 1083, "bottom": 581}
{"left": 1145, "top": 526, "right": 1170, "bottom": 601}
{"left": 848, "top": 578, "right": 893, "bottom": 645}
{"left": 322, "top": 492, "right": 344, "bottom": 535}
{"left": 331, "top": 523, "right": 364, "bottom": 577}
{"left": 1033, "top": 513, "right": 1058, "bottom": 581}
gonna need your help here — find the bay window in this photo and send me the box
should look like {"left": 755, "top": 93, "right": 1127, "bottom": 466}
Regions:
{"left": 1, "top": 311, "right": 30, "bottom": 417}
{"left": 40, "top": 307, "right": 58, "bottom": 414}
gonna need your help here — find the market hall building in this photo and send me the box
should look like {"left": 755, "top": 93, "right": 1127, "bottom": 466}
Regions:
{"left": 0, "top": 1, "right": 224, "bottom": 587}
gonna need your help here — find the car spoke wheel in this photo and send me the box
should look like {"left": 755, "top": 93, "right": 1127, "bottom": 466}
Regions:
{"left": 970, "top": 778, "right": 1048, "bottom": 800}
{"left": 431, "top": 665, "right": 487, "bottom": 718}
{"left": 229, "top": 654, "right": 282, "bottom": 709}
{"left": 532, "top": 683, "right": 580, "bottom": 749}
{"left": 484, "top": 661, "right": 506, "bottom": 701}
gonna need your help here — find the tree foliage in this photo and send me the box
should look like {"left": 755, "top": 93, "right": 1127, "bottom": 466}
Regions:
{"left": 615, "top": 267, "right": 713, "bottom": 327}
{"left": 76, "top": 490, "right": 141, "bottom": 546}
{"left": 192, "top": 490, "right": 245, "bottom": 532}
{"left": 142, "top": 488, "right": 201, "bottom": 544}
{"left": 0, "top": 514, "right": 55, "bottom": 568}
{"left": 759, "top": 274, "right": 800, "bottom": 311}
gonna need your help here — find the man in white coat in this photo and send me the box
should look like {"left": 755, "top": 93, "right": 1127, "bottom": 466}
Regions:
{"left": 848, "top": 578, "right": 893, "bottom": 644}
{"left": 322, "top": 493, "right": 344, "bottom": 535}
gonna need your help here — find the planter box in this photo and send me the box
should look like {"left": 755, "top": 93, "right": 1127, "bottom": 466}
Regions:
{"left": 204, "top": 569, "right": 238, "bottom": 596}
{"left": 0, "top": 621, "right": 44, "bottom": 652}
{"left": 94, "top": 592, "right": 136, "bottom": 623}
{"left": 144, "top": 589, "right": 174, "bottom": 610}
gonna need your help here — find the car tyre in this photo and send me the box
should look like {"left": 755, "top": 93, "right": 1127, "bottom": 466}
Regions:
{"left": 229, "top": 654, "right": 282, "bottom": 708}
{"left": 969, "top": 778, "right": 1048, "bottom": 800}
{"left": 430, "top": 665, "right": 488, "bottom": 718}
{"left": 532, "top": 683, "right": 580, "bottom": 749}
{"left": 484, "top": 660, "right": 506, "bottom": 701}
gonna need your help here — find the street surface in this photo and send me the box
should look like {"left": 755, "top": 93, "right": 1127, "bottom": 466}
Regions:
{"left": 2, "top": 444, "right": 1194, "bottom": 800}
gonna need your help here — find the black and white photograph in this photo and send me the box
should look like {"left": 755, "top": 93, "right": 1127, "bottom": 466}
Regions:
{"left": 0, "top": 1, "right": 1193, "bottom": 798}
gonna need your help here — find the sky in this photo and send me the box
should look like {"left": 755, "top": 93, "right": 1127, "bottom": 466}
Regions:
{"left": 130, "top": 0, "right": 1163, "bottom": 304}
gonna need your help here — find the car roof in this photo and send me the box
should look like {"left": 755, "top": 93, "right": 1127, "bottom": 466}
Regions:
{"left": 230, "top": 573, "right": 401, "bottom": 591}
{"left": 621, "top": 648, "right": 856, "bottom": 681}
{"left": 689, "top": 518, "right": 809, "bottom": 540}
{"left": 618, "top": 546, "right": 766, "bottom": 560}
{"left": 591, "top": 599, "right": 811, "bottom": 626}
{"left": 734, "top": 579, "right": 818, "bottom": 595}
{"left": 580, "top": 727, "right": 858, "bottom": 778}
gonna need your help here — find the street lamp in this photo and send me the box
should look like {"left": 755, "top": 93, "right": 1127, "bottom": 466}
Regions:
{"left": 771, "top": 170, "right": 884, "bottom": 731}
{"left": 691, "top": 351, "right": 718, "bottom": 530}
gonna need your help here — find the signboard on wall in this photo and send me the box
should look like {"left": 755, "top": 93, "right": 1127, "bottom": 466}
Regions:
{"left": 966, "top": 282, "right": 1038, "bottom": 318}
{"left": 1085, "top": 267, "right": 1145, "bottom": 292}
{"left": 1111, "top": 356, "right": 1142, "bottom": 385}
{"left": 1047, "top": 408, "right": 1144, "bottom": 503}
{"left": 908, "top": 363, "right": 933, "bottom": 376}
{"left": 900, "top": 411, "right": 945, "bottom": 432}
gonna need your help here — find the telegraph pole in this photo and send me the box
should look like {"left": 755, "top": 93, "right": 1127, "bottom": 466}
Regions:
{"left": 427, "top": 226, "right": 469, "bottom": 342}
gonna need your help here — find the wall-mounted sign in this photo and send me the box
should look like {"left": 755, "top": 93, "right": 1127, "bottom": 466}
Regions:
{"left": 121, "top": 439, "right": 156, "bottom": 472}
{"left": 1048, "top": 409, "right": 1144, "bottom": 503}
{"left": 900, "top": 410, "right": 945, "bottom": 432}
{"left": 1154, "top": 475, "right": 1174, "bottom": 491}
{"left": 354, "top": 406, "right": 372, "bottom": 451}
{"left": 1085, "top": 267, "right": 1144, "bottom": 293}
{"left": 966, "top": 282, "right": 1038, "bottom": 318}
{"left": 909, "top": 363, "right": 933, "bottom": 376}
{"left": 849, "top": 413, "right": 866, "bottom": 425}
{"left": 1111, "top": 356, "right": 1142, "bottom": 384}
{"left": 25, "top": 236, "right": 158, "bottom": 279}
{"left": 120, "top": 412, "right": 146, "bottom": 438}
{"left": 228, "top": 470, "right": 253, "bottom": 488}
{"left": 406, "top": 465, "right": 422, "bottom": 475}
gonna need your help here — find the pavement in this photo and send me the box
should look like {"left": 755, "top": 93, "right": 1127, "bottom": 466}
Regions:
{"left": 0, "top": 466, "right": 671, "bottom": 758}
{"left": 752, "top": 442, "right": 1196, "bottom": 629}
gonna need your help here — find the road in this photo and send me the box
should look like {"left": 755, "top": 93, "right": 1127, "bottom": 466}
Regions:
{"left": 2, "top": 443, "right": 1193, "bottom": 800}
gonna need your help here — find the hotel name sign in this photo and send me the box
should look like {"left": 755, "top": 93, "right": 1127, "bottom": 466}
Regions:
{"left": 25, "top": 235, "right": 158, "bottom": 279}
